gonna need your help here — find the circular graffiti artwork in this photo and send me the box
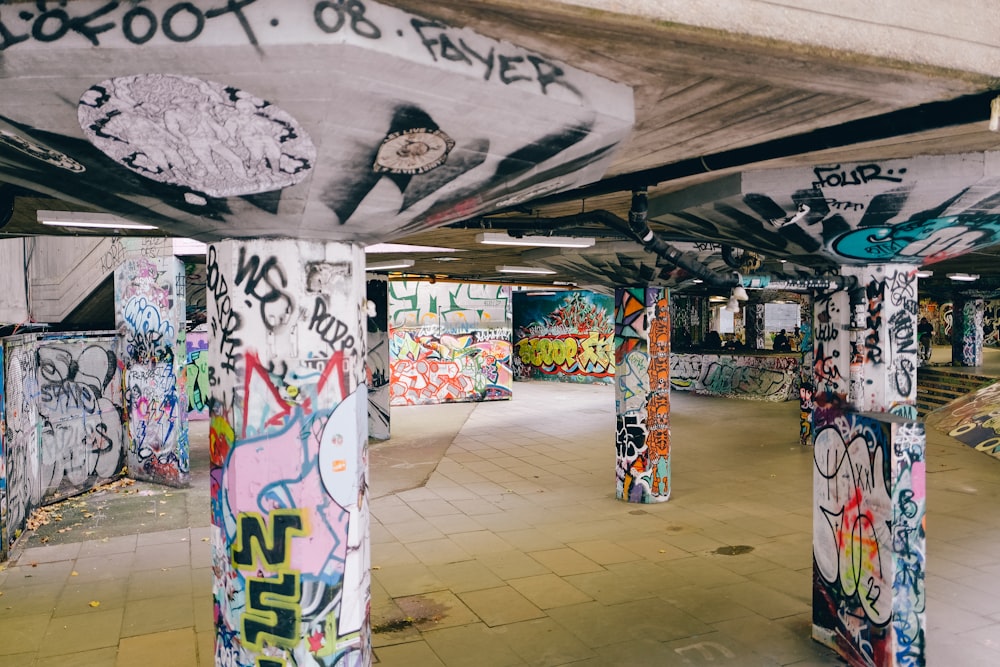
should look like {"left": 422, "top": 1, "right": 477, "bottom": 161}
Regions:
{"left": 0, "top": 129, "right": 86, "bottom": 172}
{"left": 373, "top": 127, "right": 454, "bottom": 175}
{"left": 78, "top": 73, "right": 315, "bottom": 198}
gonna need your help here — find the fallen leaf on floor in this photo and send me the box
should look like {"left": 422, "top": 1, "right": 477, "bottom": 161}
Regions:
{"left": 71, "top": 571, "right": 79, "bottom": 576}
{"left": 88, "top": 600, "right": 100, "bottom": 608}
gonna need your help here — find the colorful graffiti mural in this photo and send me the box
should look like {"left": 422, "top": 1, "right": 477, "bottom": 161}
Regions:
{"left": 116, "top": 257, "right": 188, "bottom": 486}
{"left": 389, "top": 282, "right": 512, "bottom": 406}
{"left": 512, "top": 290, "right": 614, "bottom": 383}
{"left": 653, "top": 154, "right": 1000, "bottom": 268}
{"left": 186, "top": 331, "right": 209, "bottom": 420}
{"left": 812, "top": 411, "right": 926, "bottom": 667}
{"left": 670, "top": 353, "right": 799, "bottom": 401}
{"left": 614, "top": 287, "right": 670, "bottom": 503}
{"left": 209, "top": 239, "right": 370, "bottom": 666}
{"left": 931, "top": 381, "right": 1000, "bottom": 459}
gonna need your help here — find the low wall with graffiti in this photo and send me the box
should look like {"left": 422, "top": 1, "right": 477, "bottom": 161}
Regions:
{"left": 185, "top": 331, "right": 209, "bottom": 420}
{"left": 929, "top": 380, "right": 1000, "bottom": 459}
{"left": 670, "top": 352, "right": 799, "bottom": 401}
{"left": 389, "top": 281, "right": 512, "bottom": 406}
{"left": 0, "top": 332, "right": 127, "bottom": 560}
{"left": 512, "top": 290, "right": 614, "bottom": 384}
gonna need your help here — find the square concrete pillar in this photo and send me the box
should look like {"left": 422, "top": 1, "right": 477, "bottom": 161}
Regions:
{"left": 208, "top": 239, "right": 370, "bottom": 666}
{"left": 614, "top": 287, "right": 670, "bottom": 503}
{"left": 115, "top": 256, "right": 188, "bottom": 486}
{"left": 813, "top": 411, "right": 926, "bottom": 666}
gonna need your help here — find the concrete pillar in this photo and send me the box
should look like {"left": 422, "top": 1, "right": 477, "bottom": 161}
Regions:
{"left": 614, "top": 286, "right": 670, "bottom": 503}
{"left": 745, "top": 301, "right": 766, "bottom": 350}
{"left": 366, "top": 275, "right": 390, "bottom": 440}
{"left": 798, "top": 298, "right": 815, "bottom": 446}
{"left": 811, "top": 265, "right": 926, "bottom": 667}
{"left": 951, "top": 295, "right": 984, "bottom": 367}
{"left": 207, "top": 239, "right": 370, "bottom": 667}
{"left": 115, "top": 256, "right": 188, "bottom": 486}
{"left": 842, "top": 265, "right": 919, "bottom": 418}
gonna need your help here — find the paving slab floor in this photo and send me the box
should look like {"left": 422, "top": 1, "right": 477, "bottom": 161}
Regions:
{"left": 3, "top": 378, "right": 1000, "bottom": 666}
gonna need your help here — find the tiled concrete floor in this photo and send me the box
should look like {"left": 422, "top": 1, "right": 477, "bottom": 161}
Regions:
{"left": 2, "top": 376, "right": 1000, "bottom": 666}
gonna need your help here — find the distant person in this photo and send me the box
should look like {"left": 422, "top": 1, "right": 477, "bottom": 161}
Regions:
{"left": 704, "top": 330, "right": 722, "bottom": 349}
{"left": 676, "top": 326, "right": 692, "bottom": 350}
{"left": 790, "top": 327, "right": 802, "bottom": 351}
{"left": 918, "top": 317, "right": 934, "bottom": 361}
{"left": 773, "top": 329, "right": 790, "bottom": 352}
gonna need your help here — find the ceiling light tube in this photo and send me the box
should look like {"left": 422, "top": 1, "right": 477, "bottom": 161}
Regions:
{"left": 915, "top": 270, "right": 933, "bottom": 278}
{"left": 496, "top": 265, "right": 556, "bottom": 275}
{"left": 478, "top": 232, "right": 595, "bottom": 248}
{"left": 366, "top": 259, "right": 415, "bottom": 271}
{"left": 947, "top": 273, "right": 979, "bottom": 282}
{"left": 365, "top": 243, "right": 458, "bottom": 253}
{"left": 37, "top": 210, "right": 156, "bottom": 230}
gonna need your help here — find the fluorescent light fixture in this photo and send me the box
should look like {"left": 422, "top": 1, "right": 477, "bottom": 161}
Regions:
{"left": 365, "top": 243, "right": 458, "bottom": 253}
{"left": 947, "top": 273, "right": 979, "bottom": 281}
{"left": 524, "top": 291, "right": 557, "bottom": 296}
{"left": 173, "top": 238, "right": 206, "bottom": 256}
{"left": 692, "top": 279, "right": 704, "bottom": 284}
{"left": 916, "top": 270, "right": 933, "bottom": 278}
{"left": 366, "top": 259, "right": 415, "bottom": 271}
{"left": 496, "top": 265, "right": 556, "bottom": 275}
{"left": 477, "top": 232, "right": 595, "bottom": 248}
{"left": 38, "top": 210, "right": 156, "bottom": 230}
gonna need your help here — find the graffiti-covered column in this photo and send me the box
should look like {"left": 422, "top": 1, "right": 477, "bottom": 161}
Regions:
{"left": 116, "top": 256, "right": 188, "bottom": 486}
{"left": 797, "top": 297, "right": 815, "bottom": 446}
{"left": 366, "top": 275, "right": 390, "bottom": 440}
{"left": 841, "top": 264, "right": 920, "bottom": 417}
{"left": 208, "top": 239, "right": 369, "bottom": 667}
{"left": 950, "top": 295, "right": 984, "bottom": 367}
{"left": 614, "top": 287, "right": 670, "bottom": 503}
{"left": 745, "top": 300, "right": 766, "bottom": 351}
{"left": 811, "top": 268, "right": 926, "bottom": 667}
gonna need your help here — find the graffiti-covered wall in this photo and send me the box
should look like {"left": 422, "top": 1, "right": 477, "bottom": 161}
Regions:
{"left": 367, "top": 276, "right": 389, "bottom": 440}
{"left": 670, "top": 353, "right": 799, "bottom": 401}
{"left": 932, "top": 381, "right": 1000, "bottom": 459}
{"left": 813, "top": 413, "right": 926, "bottom": 666}
{"left": 512, "top": 290, "right": 614, "bottom": 384}
{"left": 185, "top": 330, "right": 209, "bottom": 420}
{"left": 0, "top": 332, "right": 126, "bottom": 559}
{"left": 116, "top": 257, "right": 188, "bottom": 487}
{"left": 208, "top": 239, "right": 370, "bottom": 666}
{"left": 388, "top": 281, "right": 512, "bottom": 406}
{"left": 614, "top": 287, "right": 671, "bottom": 504}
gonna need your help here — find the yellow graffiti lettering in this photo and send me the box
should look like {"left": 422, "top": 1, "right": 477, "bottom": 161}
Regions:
{"left": 232, "top": 509, "right": 310, "bottom": 572}
{"left": 243, "top": 570, "right": 302, "bottom": 651}
{"left": 579, "top": 331, "right": 612, "bottom": 370}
